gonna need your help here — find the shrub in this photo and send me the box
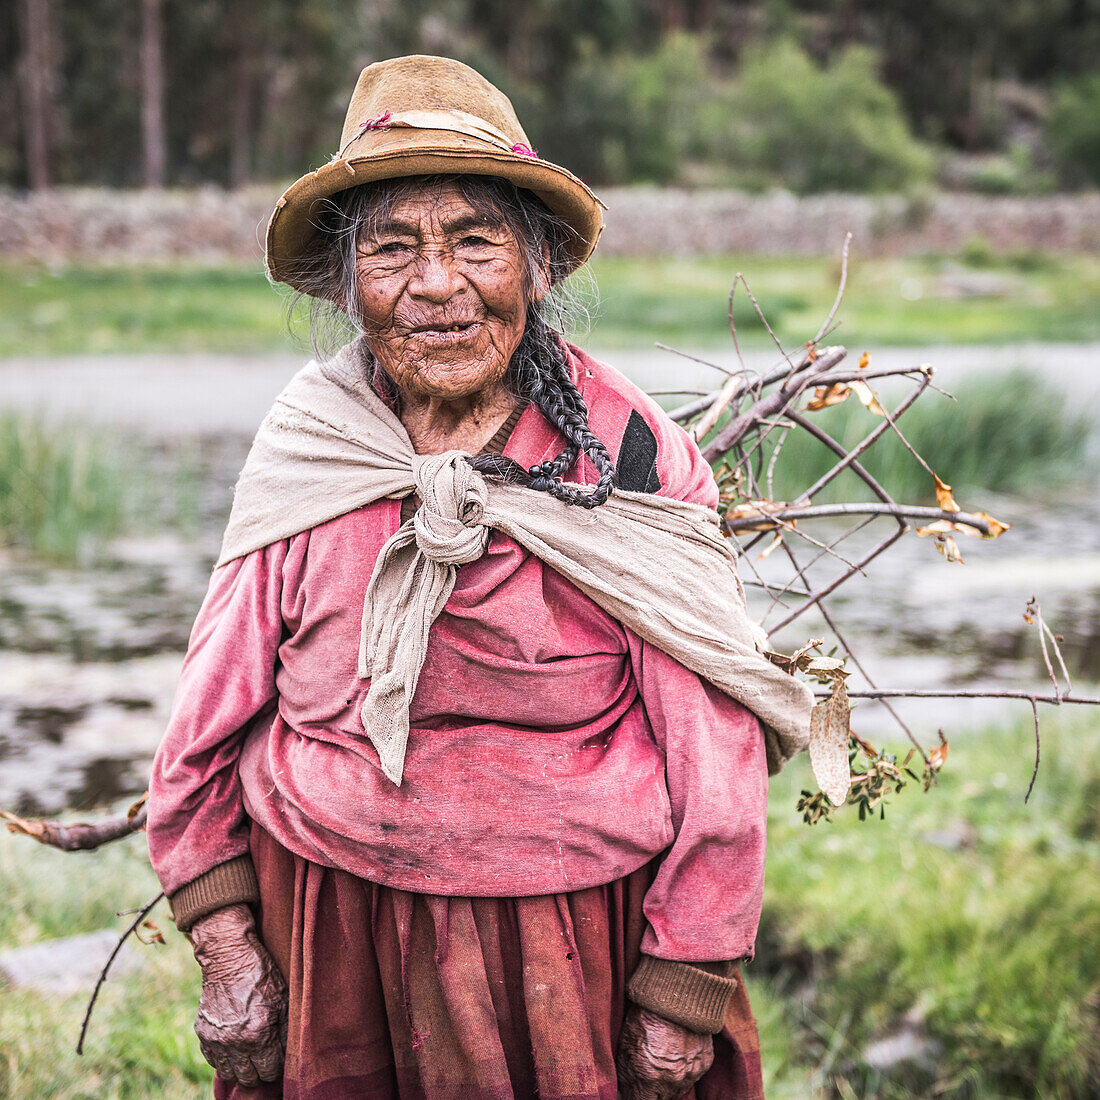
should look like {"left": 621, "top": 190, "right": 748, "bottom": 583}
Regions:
{"left": 1048, "top": 71, "right": 1100, "bottom": 187}
{"left": 723, "top": 39, "right": 935, "bottom": 193}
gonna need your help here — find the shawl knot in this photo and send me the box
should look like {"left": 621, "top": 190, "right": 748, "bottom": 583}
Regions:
{"left": 411, "top": 452, "right": 489, "bottom": 565}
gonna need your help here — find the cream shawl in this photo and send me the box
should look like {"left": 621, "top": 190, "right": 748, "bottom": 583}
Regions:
{"left": 218, "top": 343, "right": 814, "bottom": 784}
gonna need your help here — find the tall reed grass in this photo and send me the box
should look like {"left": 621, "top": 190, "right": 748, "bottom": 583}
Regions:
{"left": 765, "top": 368, "right": 1093, "bottom": 504}
{"left": 0, "top": 413, "right": 135, "bottom": 562}
{"left": 0, "top": 413, "right": 197, "bottom": 563}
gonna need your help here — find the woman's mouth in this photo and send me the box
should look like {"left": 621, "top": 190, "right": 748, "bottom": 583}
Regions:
{"left": 409, "top": 321, "right": 482, "bottom": 343}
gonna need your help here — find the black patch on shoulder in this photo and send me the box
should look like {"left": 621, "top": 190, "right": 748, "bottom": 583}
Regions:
{"left": 616, "top": 410, "right": 662, "bottom": 493}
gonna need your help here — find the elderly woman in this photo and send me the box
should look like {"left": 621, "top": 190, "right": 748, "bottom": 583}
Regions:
{"left": 148, "top": 55, "right": 811, "bottom": 1100}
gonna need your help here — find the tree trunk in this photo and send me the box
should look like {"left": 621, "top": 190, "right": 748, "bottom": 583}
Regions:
{"left": 140, "top": 0, "right": 167, "bottom": 188}
{"left": 15, "top": 0, "right": 58, "bottom": 189}
{"left": 228, "top": 0, "right": 254, "bottom": 188}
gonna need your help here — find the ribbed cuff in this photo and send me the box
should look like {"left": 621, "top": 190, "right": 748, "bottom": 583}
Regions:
{"left": 168, "top": 856, "right": 261, "bottom": 932}
{"left": 626, "top": 955, "right": 739, "bottom": 1035}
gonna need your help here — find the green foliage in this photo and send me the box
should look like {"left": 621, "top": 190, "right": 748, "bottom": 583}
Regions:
{"left": 723, "top": 40, "right": 935, "bottom": 193}
{"left": 759, "top": 715, "right": 1100, "bottom": 1096}
{"left": 767, "top": 368, "right": 1094, "bottom": 504}
{"left": 0, "top": 836, "right": 212, "bottom": 1098}
{"left": 1048, "top": 71, "right": 1100, "bottom": 186}
{"left": 0, "top": 412, "right": 197, "bottom": 563}
{"left": 0, "top": 414, "right": 132, "bottom": 562}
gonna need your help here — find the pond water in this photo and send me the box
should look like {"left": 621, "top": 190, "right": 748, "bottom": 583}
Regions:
{"left": 1, "top": 347, "right": 1097, "bottom": 814}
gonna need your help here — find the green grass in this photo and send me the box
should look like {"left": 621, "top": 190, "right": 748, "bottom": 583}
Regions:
{"left": 2, "top": 250, "right": 1098, "bottom": 356}
{"left": 0, "top": 837, "right": 212, "bottom": 1099}
{"left": 0, "top": 413, "right": 198, "bottom": 564}
{"left": 754, "top": 712, "right": 1100, "bottom": 1098}
{"left": 760, "top": 367, "right": 1095, "bottom": 504}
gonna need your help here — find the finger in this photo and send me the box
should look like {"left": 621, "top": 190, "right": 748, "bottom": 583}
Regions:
{"left": 197, "top": 1036, "right": 234, "bottom": 1082}
{"left": 252, "top": 1040, "right": 285, "bottom": 1083}
{"left": 229, "top": 1052, "right": 261, "bottom": 1089}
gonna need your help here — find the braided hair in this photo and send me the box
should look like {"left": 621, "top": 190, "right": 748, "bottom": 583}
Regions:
{"left": 287, "top": 174, "right": 615, "bottom": 509}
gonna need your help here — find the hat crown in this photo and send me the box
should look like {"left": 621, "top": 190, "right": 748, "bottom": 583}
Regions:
{"left": 340, "top": 55, "right": 530, "bottom": 150}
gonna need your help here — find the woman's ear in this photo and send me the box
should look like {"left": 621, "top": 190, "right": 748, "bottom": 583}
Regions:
{"left": 532, "top": 242, "right": 552, "bottom": 303}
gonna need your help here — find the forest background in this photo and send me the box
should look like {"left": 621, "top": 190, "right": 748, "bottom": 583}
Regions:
{"left": 7, "top": 0, "right": 1100, "bottom": 194}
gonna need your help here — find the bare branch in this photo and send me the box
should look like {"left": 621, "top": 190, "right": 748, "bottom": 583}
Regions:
{"left": 727, "top": 502, "right": 996, "bottom": 537}
{"left": 811, "top": 231, "right": 853, "bottom": 346}
{"left": 76, "top": 891, "right": 164, "bottom": 1055}
{"left": 1025, "top": 697, "right": 1041, "bottom": 804}
{"left": 1, "top": 796, "right": 148, "bottom": 851}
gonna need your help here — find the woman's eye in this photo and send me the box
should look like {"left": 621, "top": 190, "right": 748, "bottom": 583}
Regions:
{"left": 461, "top": 235, "right": 492, "bottom": 247}
{"left": 376, "top": 241, "right": 409, "bottom": 255}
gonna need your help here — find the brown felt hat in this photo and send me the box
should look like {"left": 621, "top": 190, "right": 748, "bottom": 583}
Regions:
{"left": 265, "top": 55, "right": 605, "bottom": 290}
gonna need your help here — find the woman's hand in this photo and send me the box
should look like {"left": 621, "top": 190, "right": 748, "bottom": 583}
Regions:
{"left": 187, "top": 903, "right": 288, "bottom": 1087}
{"left": 616, "top": 1005, "right": 714, "bottom": 1100}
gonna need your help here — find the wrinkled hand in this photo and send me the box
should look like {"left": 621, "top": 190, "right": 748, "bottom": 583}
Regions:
{"left": 616, "top": 1005, "right": 714, "bottom": 1100}
{"left": 188, "top": 903, "right": 288, "bottom": 1087}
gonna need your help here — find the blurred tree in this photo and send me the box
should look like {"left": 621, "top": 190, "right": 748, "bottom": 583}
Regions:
{"left": 723, "top": 38, "right": 934, "bottom": 191}
{"left": 140, "top": 0, "right": 166, "bottom": 187}
{"left": 1048, "top": 71, "right": 1100, "bottom": 186}
{"left": 2, "top": 0, "right": 1098, "bottom": 188}
{"left": 15, "top": 0, "right": 61, "bottom": 188}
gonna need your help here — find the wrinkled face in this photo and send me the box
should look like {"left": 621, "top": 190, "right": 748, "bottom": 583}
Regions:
{"left": 354, "top": 181, "right": 538, "bottom": 402}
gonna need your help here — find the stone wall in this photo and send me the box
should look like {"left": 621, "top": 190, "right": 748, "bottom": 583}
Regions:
{"left": 2, "top": 185, "right": 1098, "bottom": 264}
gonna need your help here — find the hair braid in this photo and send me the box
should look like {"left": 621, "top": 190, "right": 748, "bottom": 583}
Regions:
{"left": 470, "top": 305, "right": 615, "bottom": 508}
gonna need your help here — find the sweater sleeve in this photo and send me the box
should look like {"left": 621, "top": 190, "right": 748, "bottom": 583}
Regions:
{"left": 147, "top": 540, "right": 288, "bottom": 928}
{"left": 628, "top": 633, "right": 769, "bottom": 964}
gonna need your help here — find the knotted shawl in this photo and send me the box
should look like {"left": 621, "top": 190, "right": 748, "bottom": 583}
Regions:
{"left": 218, "top": 343, "right": 813, "bottom": 785}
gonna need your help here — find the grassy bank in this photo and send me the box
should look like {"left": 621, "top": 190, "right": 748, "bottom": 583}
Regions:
{"left": 0, "top": 839, "right": 210, "bottom": 1099}
{"left": 753, "top": 711, "right": 1100, "bottom": 1098}
{"left": 0, "top": 413, "right": 198, "bottom": 564}
{"left": 3, "top": 251, "right": 1098, "bottom": 357}
{"left": 1, "top": 714, "right": 1096, "bottom": 1097}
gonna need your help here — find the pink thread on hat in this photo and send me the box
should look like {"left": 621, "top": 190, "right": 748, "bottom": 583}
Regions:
{"left": 511, "top": 143, "right": 538, "bottom": 158}
{"left": 358, "top": 110, "right": 392, "bottom": 135}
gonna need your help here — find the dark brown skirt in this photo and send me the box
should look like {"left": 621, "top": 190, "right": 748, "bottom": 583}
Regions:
{"left": 214, "top": 824, "right": 763, "bottom": 1100}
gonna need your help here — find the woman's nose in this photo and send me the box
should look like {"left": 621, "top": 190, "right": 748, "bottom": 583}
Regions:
{"left": 407, "top": 251, "right": 464, "bottom": 302}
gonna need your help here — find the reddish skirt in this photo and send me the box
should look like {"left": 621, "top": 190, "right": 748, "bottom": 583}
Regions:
{"left": 215, "top": 824, "right": 763, "bottom": 1100}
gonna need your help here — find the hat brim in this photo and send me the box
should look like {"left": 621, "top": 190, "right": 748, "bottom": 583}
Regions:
{"left": 265, "top": 134, "right": 605, "bottom": 292}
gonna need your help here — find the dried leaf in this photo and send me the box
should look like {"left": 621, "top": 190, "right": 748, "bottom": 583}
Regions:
{"left": 848, "top": 379, "right": 887, "bottom": 417}
{"left": 928, "top": 739, "right": 949, "bottom": 771}
{"left": 809, "top": 678, "right": 852, "bottom": 807}
{"left": 932, "top": 534, "right": 963, "bottom": 563}
{"left": 972, "top": 511, "right": 1011, "bottom": 539}
{"left": 127, "top": 794, "right": 147, "bottom": 824}
{"left": 138, "top": 920, "right": 166, "bottom": 946}
{"left": 756, "top": 533, "right": 784, "bottom": 561}
{"left": 916, "top": 512, "right": 1010, "bottom": 540}
{"left": 858, "top": 352, "right": 871, "bottom": 370}
{"left": 933, "top": 473, "right": 960, "bottom": 513}
{"left": 806, "top": 383, "right": 850, "bottom": 411}
{"left": 764, "top": 638, "right": 825, "bottom": 674}
{"left": 801, "top": 655, "right": 848, "bottom": 677}
{"left": 725, "top": 499, "right": 789, "bottom": 533}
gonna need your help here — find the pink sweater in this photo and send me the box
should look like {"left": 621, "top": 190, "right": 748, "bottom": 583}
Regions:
{"left": 147, "top": 346, "right": 768, "bottom": 962}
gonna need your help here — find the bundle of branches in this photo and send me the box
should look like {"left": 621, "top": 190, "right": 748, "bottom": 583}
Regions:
{"left": 660, "top": 235, "right": 1096, "bottom": 817}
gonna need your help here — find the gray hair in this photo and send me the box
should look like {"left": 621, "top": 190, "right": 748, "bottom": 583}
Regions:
{"left": 284, "top": 175, "right": 614, "bottom": 508}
